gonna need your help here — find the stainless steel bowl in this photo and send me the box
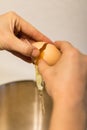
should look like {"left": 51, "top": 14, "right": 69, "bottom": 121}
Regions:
{"left": 0, "top": 80, "right": 52, "bottom": 130}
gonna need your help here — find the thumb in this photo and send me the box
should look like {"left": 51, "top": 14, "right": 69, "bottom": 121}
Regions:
{"left": 7, "top": 34, "right": 34, "bottom": 57}
{"left": 38, "top": 59, "right": 50, "bottom": 76}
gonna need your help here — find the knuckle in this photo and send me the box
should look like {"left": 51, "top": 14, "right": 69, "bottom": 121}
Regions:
{"left": 68, "top": 48, "right": 80, "bottom": 60}
{"left": 63, "top": 41, "right": 71, "bottom": 44}
{"left": 71, "top": 49, "right": 79, "bottom": 56}
{"left": 7, "top": 11, "right": 16, "bottom": 16}
{"left": 6, "top": 11, "right": 17, "bottom": 19}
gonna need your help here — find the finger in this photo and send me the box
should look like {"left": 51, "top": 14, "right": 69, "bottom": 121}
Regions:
{"left": 19, "top": 37, "right": 40, "bottom": 57}
{"left": 17, "top": 14, "right": 52, "bottom": 43}
{"left": 17, "top": 32, "right": 36, "bottom": 43}
{"left": 83, "top": 54, "right": 87, "bottom": 65}
{"left": 7, "top": 34, "right": 39, "bottom": 57}
{"left": 10, "top": 51, "right": 32, "bottom": 63}
{"left": 38, "top": 59, "right": 50, "bottom": 76}
{"left": 54, "top": 41, "right": 73, "bottom": 53}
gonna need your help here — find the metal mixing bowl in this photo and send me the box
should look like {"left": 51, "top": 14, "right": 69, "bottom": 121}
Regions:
{"left": 0, "top": 80, "right": 52, "bottom": 130}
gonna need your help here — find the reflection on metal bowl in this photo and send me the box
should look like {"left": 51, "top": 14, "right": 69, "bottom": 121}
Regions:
{"left": 0, "top": 80, "right": 52, "bottom": 130}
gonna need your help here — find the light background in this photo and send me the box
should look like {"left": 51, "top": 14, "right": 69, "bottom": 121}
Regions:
{"left": 0, "top": 0, "right": 87, "bottom": 85}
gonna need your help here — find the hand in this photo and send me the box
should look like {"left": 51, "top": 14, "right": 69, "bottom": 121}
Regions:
{"left": 38, "top": 41, "right": 87, "bottom": 130}
{"left": 0, "top": 11, "right": 52, "bottom": 62}
{"left": 38, "top": 41, "right": 87, "bottom": 103}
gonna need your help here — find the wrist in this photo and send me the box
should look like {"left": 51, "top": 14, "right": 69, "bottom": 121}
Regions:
{"left": 51, "top": 85, "right": 85, "bottom": 107}
{"left": 50, "top": 95, "right": 86, "bottom": 130}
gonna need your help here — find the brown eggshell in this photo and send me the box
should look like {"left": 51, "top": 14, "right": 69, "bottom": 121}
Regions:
{"left": 32, "top": 42, "right": 61, "bottom": 66}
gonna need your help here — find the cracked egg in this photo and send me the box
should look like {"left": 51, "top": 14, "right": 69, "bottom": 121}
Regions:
{"left": 32, "top": 42, "right": 61, "bottom": 66}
